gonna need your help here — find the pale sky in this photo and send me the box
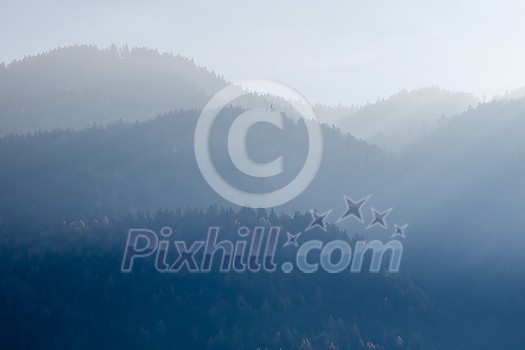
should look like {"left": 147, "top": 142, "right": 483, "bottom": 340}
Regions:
{"left": 1, "top": 0, "right": 525, "bottom": 105}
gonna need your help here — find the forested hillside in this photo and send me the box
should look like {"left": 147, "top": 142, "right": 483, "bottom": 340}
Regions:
{"left": 1, "top": 46, "right": 524, "bottom": 350}
{"left": 0, "top": 45, "right": 226, "bottom": 134}
{"left": 334, "top": 88, "right": 479, "bottom": 151}
{"left": 3, "top": 207, "right": 523, "bottom": 350}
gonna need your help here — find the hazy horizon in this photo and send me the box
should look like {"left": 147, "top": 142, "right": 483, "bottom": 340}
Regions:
{"left": 2, "top": 0, "right": 525, "bottom": 106}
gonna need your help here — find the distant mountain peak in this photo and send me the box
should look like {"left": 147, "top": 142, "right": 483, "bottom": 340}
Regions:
{"left": 332, "top": 87, "right": 480, "bottom": 152}
{"left": 0, "top": 45, "right": 227, "bottom": 135}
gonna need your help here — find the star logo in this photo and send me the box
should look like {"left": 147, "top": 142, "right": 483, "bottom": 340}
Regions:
{"left": 392, "top": 224, "right": 408, "bottom": 239}
{"left": 283, "top": 231, "right": 301, "bottom": 247}
{"left": 306, "top": 209, "right": 332, "bottom": 231}
{"left": 337, "top": 194, "right": 371, "bottom": 223}
{"left": 367, "top": 207, "right": 392, "bottom": 230}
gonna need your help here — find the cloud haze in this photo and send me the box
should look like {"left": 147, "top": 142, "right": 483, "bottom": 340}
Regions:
{"left": 1, "top": 0, "right": 525, "bottom": 105}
